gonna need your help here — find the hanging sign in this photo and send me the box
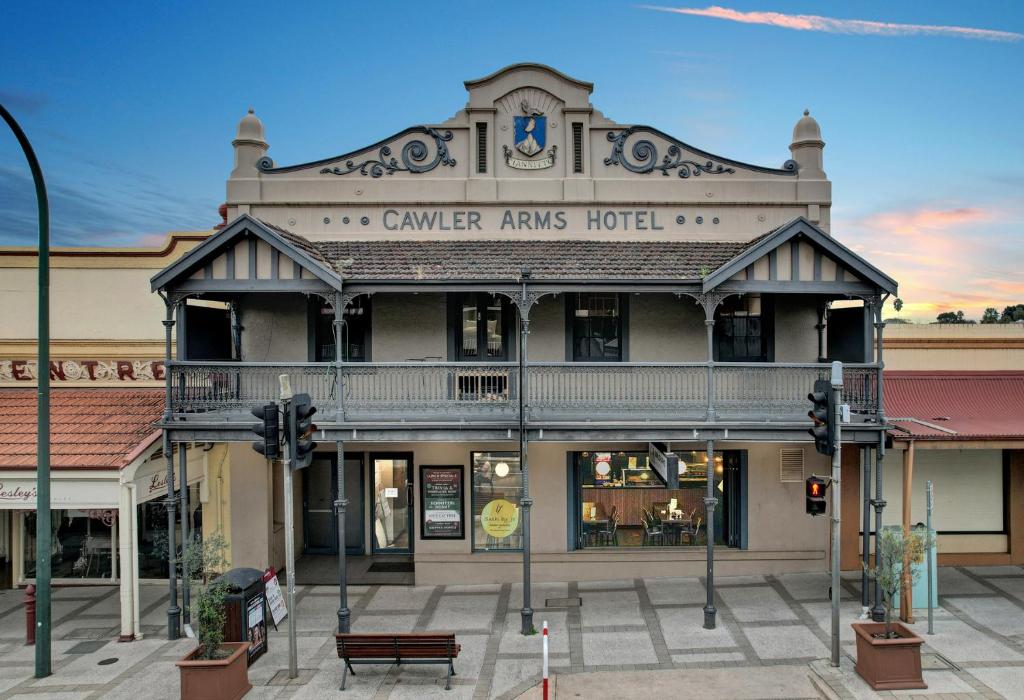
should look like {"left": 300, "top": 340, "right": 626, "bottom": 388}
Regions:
{"left": 420, "top": 465, "right": 464, "bottom": 540}
{"left": 262, "top": 567, "right": 287, "bottom": 626}
{"left": 481, "top": 498, "right": 519, "bottom": 540}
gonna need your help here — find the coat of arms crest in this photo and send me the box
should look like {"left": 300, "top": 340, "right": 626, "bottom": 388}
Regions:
{"left": 504, "top": 100, "right": 557, "bottom": 170}
{"left": 513, "top": 101, "right": 546, "bottom": 156}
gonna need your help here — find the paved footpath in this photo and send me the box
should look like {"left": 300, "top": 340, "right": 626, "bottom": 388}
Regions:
{"left": 1, "top": 566, "right": 1023, "bottom": 699}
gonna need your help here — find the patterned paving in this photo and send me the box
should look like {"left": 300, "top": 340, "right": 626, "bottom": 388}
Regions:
{"left": 0, "top": 566, "right": 1022, "bottom": 698}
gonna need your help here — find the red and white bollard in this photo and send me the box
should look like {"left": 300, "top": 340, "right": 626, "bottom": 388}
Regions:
{"left": 542, "top": 620, "right": 549, "bottom": 700}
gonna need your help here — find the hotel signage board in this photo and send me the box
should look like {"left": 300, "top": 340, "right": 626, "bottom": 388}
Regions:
{"left": 420, "top": 465, "right": 465, "bottom": 540}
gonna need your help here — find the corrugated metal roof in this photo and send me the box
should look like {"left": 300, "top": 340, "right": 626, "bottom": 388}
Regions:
{"left": 0, "top": 389, "right": 164, "bottom": 470}
{"left": 884, "top": 371, "right": 1024, "bottom": 441}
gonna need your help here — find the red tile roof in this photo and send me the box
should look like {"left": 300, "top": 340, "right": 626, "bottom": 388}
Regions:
{"left": 884, "top": 371, "right": 1024, "bottom": 441}
{"left": 0, "top": 389, "right": 164, "bottom": 470}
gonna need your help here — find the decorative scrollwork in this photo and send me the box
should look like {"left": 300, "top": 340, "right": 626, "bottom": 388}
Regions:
{"left": 319, "top": 128, "right": 456, "bottom": 178}
{"left": 605, "top": 128, "right": 736, "bottom": 178}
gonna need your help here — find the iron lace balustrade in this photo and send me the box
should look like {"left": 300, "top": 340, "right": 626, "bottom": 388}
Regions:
{"left": 168, "top": 362, "right": 336, "bottom": 414}
{"left": 529, "top": 362, "right": 708, "bottom": 421}
{"left": 341, "top": 361, "right": 519, "bottom": 422}
{"left": 713, "top": 363, "right": 878, "bottom": 420}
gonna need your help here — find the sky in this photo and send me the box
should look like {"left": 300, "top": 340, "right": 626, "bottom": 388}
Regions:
{"left": 1, "top": 1, "right": 1022, "bottom": 322}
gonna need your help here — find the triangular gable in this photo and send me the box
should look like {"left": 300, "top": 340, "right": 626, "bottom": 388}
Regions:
{"left": 151, "top": 214, "right": 340, "bottom": 293}
{"left": 702, "top": 217, "right": 897, "bottom": 295}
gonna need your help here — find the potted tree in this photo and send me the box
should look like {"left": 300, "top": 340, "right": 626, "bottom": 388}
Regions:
{"left": 853, "top": 526, "right": 929, "bottom": 690}
{"left": 175, "top": 534, "right": 251, "bottom": 700}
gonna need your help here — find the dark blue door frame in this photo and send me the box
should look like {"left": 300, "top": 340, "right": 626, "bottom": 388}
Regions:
{"left": 302, "top": 453, "right": 365, "bottom": 556}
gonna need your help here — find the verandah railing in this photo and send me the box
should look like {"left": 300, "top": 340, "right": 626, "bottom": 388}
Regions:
{"left": 166, "top": 361, "right": 878, "bottom": 422}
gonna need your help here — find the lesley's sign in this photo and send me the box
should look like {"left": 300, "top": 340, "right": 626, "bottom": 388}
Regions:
{"left": 0, "top": 482, "right": 36, "bottom": 503}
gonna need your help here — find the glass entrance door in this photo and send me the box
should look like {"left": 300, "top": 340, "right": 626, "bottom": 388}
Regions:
{"left": 371, "top": 453, "right": 413, "bottom": 553}
{"left": 303, "top": 454, "right": 364, "bottom": 555}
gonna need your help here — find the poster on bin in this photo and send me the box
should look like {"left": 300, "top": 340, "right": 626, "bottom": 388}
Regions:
{"left": 246, "top": 593, "right": 267, "bottom": 659}
{"left": 262, "top": 567, "right": 287, "bottom": 626}
{"left": 420, "top": 465, "right": 464, "bottom": 540}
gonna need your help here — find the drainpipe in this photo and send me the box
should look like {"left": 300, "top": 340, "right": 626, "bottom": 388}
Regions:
{"left": 816, "top": 302, "right": 827, "bottom": 363}
{"left": 519, "top": 270, "right": 534, "bottom": 635}
{"left": 159, "top": 295, "right": 180, "bottom": 639}
{"left": 704, "top": 439, "right": 718, "bottom": 629}
{"left": 334, "top": 290, "right": 351, "bottom": 634}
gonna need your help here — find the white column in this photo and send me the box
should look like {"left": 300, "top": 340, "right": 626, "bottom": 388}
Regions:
{"left": 117, "top": 486, "right": 135, "bottom": 640}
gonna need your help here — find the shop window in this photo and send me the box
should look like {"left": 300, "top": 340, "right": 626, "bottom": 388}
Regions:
{"left": 314, "top": 295, "right": 371, "bottom": 362}
{"left": 471, "top": 451, "right": 522, "bottom": 551}
{"left": 714, "top": 294, "right": 772, "bottom": 362}
{"left": 449, "top": 294, "right": 512, "bottom": 361}
{"left": 22, "top": 509, "right": 116, "bottom": 580}
{"left": 137, "top": 483, "right": 203, "bottom": 579}
{"left": 575, "top": 450, "right": 735, "bottom": 549}
{"left": 569, "top": 293, "right": 626, "bottom": 361}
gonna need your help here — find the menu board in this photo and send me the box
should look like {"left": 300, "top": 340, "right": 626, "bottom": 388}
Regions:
{"left": 420, "top": 465, "right": 465, "bottom": 540}
{"left": 262, "top": 567, "right": 287, "bottom": 626}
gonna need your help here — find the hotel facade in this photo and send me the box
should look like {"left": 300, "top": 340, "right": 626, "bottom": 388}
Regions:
{"left": 150, "top": 62, "right": 895, "bottom": 592}
{"left": 7, "top": 63, "right": 1021, "bottom": 640}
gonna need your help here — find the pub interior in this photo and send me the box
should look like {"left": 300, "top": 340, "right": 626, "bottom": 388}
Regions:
{"left": 578, "top": 451, "right": 730, "bottom": 548}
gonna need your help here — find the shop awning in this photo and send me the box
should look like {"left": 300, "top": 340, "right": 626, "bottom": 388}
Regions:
{"left": 0, "top": 389, "right": 164, "bottom": 470}
{"left": 884, "top": 371, "right": 1024, "bottom": 441}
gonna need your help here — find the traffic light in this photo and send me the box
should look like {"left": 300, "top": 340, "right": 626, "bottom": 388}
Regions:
{"left": 807, "top": 379, "right": 836, "bottom": 456}
{"left": 289, "top": 393, "right": 317, "bottom": 470}
{"left": 806, "top": 476, "right": 827, "bottom": 516}
{"left": 251, "top": 402, "right": 279, "bottom": 459}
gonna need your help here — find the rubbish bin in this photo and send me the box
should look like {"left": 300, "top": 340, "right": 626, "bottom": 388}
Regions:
{"left": 215, "top": 567, "right": 268, "bottom": 665}
{"left": 883, "top": 525, "right": 938, "bottom": 610}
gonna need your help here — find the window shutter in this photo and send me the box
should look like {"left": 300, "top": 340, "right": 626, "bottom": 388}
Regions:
{"left": 779, "top": 448, "right": 805, "bottom": 482}
{"left": 572, "top": 122, "right": 583, "bottom": 173}
{"left": 476, "top": 122, "right": 487, "bottom": 174}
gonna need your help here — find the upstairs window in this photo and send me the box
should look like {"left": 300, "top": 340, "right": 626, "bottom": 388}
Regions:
{"left": 569, "top": 293, "right": 626, "bottom": 362}
{"left": 714, "top": 294, "right": 772, "bottom": 362}
{"left": 449, "top": 293, "right": 512, "bottom": 361}
{"left": 314, "top": 295, "right": 371, "bottom": 362}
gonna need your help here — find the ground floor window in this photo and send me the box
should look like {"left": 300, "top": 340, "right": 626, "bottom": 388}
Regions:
{"left": 472, "top": 451, "right": 522, "bottom": 551}
{"left": 574, "top": 450, "right": 743, "bottom": 548}
{"left": 137, "top": 483, "right": 202, "bottom": 578}
{"left": 22, "top": 509, "right": 117, "bottom": 579}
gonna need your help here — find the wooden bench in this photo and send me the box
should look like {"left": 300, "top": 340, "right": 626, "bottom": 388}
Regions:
{"left": 334, "top": 632, "right": 461, "bottom": 690}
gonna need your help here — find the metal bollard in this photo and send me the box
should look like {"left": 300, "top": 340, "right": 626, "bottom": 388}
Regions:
{"left": 25, "top": 584, "right": 36, "bottom": 646}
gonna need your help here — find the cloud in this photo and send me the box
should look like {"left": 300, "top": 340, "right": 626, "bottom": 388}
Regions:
{"left": 859, "top": 207, "right": 992, "bottom": 236}
{"left": 0, "top": 164, "right": 214, "bottom": 246}
{"left": 835, "top": 203, "right": 1024, "bottom": 321}
{"left": 0, "top": 89, "right": 49, "bottom": 115}
{"left": 640, "top": 5, "right": 1024, "bottom": 42}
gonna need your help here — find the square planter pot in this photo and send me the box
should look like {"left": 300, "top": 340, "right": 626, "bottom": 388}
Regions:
{"left": 176, "top": 641, "right": 251, "bottom": 700}
{"left": 852, "top": 621, "right": 926, "bottom": 690}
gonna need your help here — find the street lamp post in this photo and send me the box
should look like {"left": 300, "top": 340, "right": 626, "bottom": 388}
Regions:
{"left": 0, "top": 103, "right": 52, "bottom": 678}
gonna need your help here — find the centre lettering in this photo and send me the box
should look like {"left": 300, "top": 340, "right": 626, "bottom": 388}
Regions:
{"left": 381, "top": 209, "right": 665, "bottom": 231}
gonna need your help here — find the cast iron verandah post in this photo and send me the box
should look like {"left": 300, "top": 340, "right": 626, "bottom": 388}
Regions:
{"left": 518, "top": 271, "right": 534, "bottom": 635}
{"left": 159, "top": 295, "right": 180, "bottom": 639}
{"left": 334, "top": 290, "right": 351, "bottom": 634}
{"left": 695, "top": 291, "right": 727, "bottom": 630}
{"left": 870, "top": 296, "right": 889, "bottom": 621}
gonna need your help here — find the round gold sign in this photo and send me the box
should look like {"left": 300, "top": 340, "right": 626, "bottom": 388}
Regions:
{"left": 480, "top": 498, "right": 519, "bottom": 539}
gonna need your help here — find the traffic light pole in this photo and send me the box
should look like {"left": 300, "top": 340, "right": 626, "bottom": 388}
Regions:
{"left": 829, "top": 362, "right": 843, "bottom": 668}
{"left": 279, "top": 378, "right": 298, "bottom": 680}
